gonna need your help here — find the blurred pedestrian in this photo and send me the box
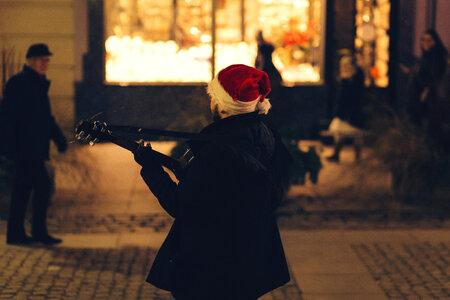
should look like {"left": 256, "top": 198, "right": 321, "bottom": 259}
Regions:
{"left": 134, "top": 64, "right": 291, "bottom": 299}
{"left": 255, "top": 30, "right": 283, "bottom": 92}
{"left": 255, "top": 31, "right": 284, "bottom": 127}
{"left": 407, "top": 29, "right": 448, "bottom": 145}
{"left": 1, "top": 43, "right": 67, "bottom": 245}
{"left": 327, "top": 54, "right": 366, "bottom": 162}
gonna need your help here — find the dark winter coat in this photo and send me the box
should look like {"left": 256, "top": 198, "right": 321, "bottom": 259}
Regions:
{"left": 255, "top": 43, "right": 283, "bottom": 90}
{"left": 140, "top": 112, "right": 291, "bottom": 299}
{"left": 334, "top": 68, "right": 366, "bottom": 128}
{"left": 407, "top": 48, "right": 449, "bottom": 136}
{"left": 0, "top": 65, "right": 66, "bottom": 160}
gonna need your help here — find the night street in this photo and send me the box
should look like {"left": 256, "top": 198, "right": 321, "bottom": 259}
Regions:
{"left": 1, "top": 0, "right": 449, "bottom": 299}
{"left": 1, "top": 143, "right": 448, "bottom": 299}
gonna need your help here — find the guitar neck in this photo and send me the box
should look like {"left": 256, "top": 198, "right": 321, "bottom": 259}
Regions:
{"left": 109, "top": 135, "right": 139, "bottom": 152}
{"left": 109, "top": 135, "right": 182, "bottom": 176}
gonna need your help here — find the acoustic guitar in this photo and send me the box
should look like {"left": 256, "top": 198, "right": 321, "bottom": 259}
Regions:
{"left": 75, "top": 120, "right": 189, "bottom": 179}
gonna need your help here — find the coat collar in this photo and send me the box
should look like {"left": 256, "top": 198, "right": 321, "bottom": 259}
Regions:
{"left": 22, "top": 64, "right": 49, "bottom": 82}
{"left": 188, "top": 112, "right": 263, "bottom": 154}
{"left": 200, "top": 112, "right": 262, "bottom": 135}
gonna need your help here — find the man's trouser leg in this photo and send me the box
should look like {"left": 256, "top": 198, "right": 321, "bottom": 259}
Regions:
{"left": 30, "top": 161, "right": 52, "bottom": 238}
{"left": 7, "top": 161, "right": 34, "bottom": 240}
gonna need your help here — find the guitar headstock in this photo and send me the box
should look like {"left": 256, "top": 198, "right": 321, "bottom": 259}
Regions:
{"left": 75, "top": 120, "right": 111, "bottom": 146}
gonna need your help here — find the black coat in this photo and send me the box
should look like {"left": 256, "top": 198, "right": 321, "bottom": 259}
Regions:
{"left": 335, "top": 68, "right": 366, "bottom": 128}
{"left": 0, "top": 65, "right": 66, "bottom": 160}
{"left": 255, "top": 43, "right": 283, "bottom": 90}
{"left": 407, "top": 49, "right": 448, "bottom": 129}
{"left": 140, "top": 112, "right": 291, "bottom": 299}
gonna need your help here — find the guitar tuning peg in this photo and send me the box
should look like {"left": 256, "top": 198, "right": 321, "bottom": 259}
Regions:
{"left": 75, "top": 131, "right": 85, "bottom": 140}
{"left": 88, "top": 138, "right": 99, "bottom": 146}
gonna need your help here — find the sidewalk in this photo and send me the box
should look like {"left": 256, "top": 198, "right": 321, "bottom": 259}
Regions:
{"left": 0, "top": 143, "right": 449, "bottom": 299}
{"left": 1, "top": 226, "right": 448, "bottom": 299}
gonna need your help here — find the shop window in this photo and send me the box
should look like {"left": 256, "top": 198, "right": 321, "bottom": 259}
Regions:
{"left": 105, "top": 0, "right": 326, "bottom": 85}
{"left": 355, "top": 0, "right": 390, "bottom": 87}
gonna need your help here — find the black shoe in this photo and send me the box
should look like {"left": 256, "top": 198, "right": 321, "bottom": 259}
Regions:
{"left": 7, "top": 235, "right": 35, "bottom": 245}
{"left": 33, "top": 234, "right": 62, "bottom": 245}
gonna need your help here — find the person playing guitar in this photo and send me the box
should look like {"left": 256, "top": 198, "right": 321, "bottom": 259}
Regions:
{"left": 133, "top": 65, "right": 292, "bottom": 299}
{"left": 77, "top": 64, "right": 292, "bottom": 299}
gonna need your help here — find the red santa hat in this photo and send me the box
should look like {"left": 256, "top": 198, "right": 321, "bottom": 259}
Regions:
{"left": 207, "top": 64, "right": 272, "bottom": 115}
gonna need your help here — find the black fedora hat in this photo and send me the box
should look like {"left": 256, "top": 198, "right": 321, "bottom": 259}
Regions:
{"left": 26, "top": 43, "right": 53, "bottom": 58}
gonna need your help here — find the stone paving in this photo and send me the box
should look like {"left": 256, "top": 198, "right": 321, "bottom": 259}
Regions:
{"left": 46, "top": 213, "right": 173, "bottom": 234}
{"left": 44, "top": 210, "right": 450, "bottom": 234}
{"left": 1, "top": 143, "right": 449, "bottom": 299}
{"left": 352, "top": 242, "right": 450, "bottom": 299}
{"left": 0, "top": 244, "right": 302, "bottom": 300}
{"left": 0, "top": 245, "right": 171, "bottom": 299}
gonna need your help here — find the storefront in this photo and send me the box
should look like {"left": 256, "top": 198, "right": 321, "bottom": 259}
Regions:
{"left": 104, "top": 0, "right": 326, "bottom": 85}
{"left": 75, "top": 0, "right": 394, "bottom": 136}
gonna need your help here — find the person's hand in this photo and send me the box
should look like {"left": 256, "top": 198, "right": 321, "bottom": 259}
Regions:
{"left": 420, "top": 88, "right": 429, "bottom": 102}
{"left": 133, "top": 141, "right": 160, "bottom": 168}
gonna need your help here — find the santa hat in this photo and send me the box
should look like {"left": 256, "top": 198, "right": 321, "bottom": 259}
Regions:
{"left": 207, "top": 64, "right": 272, "bottom": 115}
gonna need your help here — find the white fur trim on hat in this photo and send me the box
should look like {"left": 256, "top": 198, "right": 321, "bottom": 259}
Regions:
{"left": 207, "top": 75, "right": 271, "bottom": 115}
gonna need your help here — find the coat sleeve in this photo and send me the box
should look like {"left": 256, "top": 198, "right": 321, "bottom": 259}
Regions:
{"left": 0, "top": 78, "right": 20, "bottom": 157}
{"left": 139, "top": 144, "right": 232, "bottom": 220}
{"left": 50, "top": 116, "right": 67, "bottom": 151}
{"left": 140, "top": 165, "right": 180, "bottom": 218}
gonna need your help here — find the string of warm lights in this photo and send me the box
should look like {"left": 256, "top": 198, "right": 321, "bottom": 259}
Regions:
{"left": 105, "top": 36, "right": 320, "bottom": 83}
{"left": 104, "top": 0, "right": 323, "bottom": 84}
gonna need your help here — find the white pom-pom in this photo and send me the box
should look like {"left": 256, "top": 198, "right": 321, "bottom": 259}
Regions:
{"left": 257, "top": 99, "right": 272, "bottom": 115}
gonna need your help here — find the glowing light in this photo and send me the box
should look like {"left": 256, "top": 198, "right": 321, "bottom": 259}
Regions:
{"left": 259, "top": 0, "right": 275, "bottom": 4}
{"left": 105, "top": 35, "right": 320, "bottom": 83}
{"left": 105, "top": 36, "right": 211, "bottom": 82}
{"left": 294, "top": 0, "right": 310, "bottom": 8}
{"left": 190, "top": 27, "right": 200, "bottom": 35}
{"left": 200, "top": 34, "right": 212, "bottom": 43}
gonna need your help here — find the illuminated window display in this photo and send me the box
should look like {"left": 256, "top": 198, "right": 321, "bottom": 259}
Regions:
{"left": 355, "top": 0, "right": 390, "bottom": 87}
{"left": 104, "top": 0, "right": 326, "bottom": 85}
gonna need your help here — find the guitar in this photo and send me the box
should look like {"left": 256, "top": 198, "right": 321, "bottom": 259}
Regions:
{"left": 75, "top": 120, "right": 188, "bottom": 179}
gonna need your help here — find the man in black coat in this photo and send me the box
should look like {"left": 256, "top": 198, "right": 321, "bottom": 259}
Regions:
{"left": 134, "top": 65, "right": 291, "bottom": 299}
{"left": 1, "top": 43, "right": 67, "bottom": 245}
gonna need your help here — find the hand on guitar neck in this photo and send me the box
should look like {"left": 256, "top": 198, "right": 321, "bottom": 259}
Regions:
{"left": 75, "top": 120, "right": 185, "bottom": 179}
{"left": 133, "top": 140, "right": 161, "bottom": 169}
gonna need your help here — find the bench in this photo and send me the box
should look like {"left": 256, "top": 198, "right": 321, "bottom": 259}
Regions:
{"left": 297, "top": 139, "right": 324, "bottom": 153}
{"left": 320, "top": 130, "right": 367, "bottom": 145}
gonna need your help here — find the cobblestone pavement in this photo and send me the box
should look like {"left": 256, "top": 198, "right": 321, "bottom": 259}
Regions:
{"left": 352, "top": 242, "right": 450, "bottom": 299}
{"left": 45, "top": 210, "right": 450, "bottom": 234}
{"left": 46, "top": 213, "right": 173, "bottom": 234}
{"left": 277, "top": 210, "right": 450, "bottom": 230}
{"left": 0, "top": 245, "right": 302, "bottom": 300}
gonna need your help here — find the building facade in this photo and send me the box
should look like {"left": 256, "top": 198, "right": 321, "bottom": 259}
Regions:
{"left": 1, "top": 0, "right": 448, "bottom": 137}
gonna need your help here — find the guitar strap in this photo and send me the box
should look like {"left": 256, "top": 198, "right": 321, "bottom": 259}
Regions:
{"left": 106, "top": 112, "right": 265, "bottom": 141}
{"left": 106, "top": 124, "right": 221, "bottom": 173}
{"left": 104, "top": 113, "right": 273, "bottom": 166}
{"left": 107, "top": 125, "right": 221, "bottom": 141}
